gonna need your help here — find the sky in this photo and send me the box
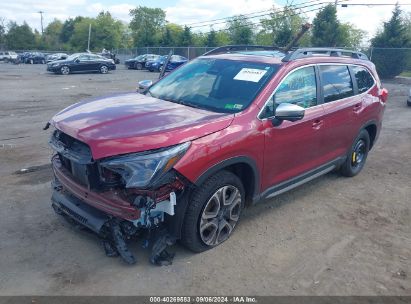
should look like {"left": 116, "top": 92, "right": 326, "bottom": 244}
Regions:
{"left": 1, "top": 0, "right": 410, "bottom": 43}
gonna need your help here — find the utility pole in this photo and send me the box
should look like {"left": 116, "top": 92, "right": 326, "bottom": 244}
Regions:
{"left": 335, "top": 0, "right": 338, "bottom": 7}
{"left": 87, "top": 23, "right": 91, "bottom": 52}
{"left": 38, "top": 11, "right": 44, "bottom": 35}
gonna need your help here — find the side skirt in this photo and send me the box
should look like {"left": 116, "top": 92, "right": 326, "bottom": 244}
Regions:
{"left": 260, "top": 157, "right": 345, "bottom": 201}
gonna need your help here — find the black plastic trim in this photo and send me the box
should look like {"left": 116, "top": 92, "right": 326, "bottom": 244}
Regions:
{"left": 260, "top": 157, "right": 345, "bottom": 200}
{"left": 51, "top": 190, "right": 108, "bottom": 234}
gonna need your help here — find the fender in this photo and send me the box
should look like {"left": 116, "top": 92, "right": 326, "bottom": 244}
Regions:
{"left": 166, "top": 156, "right": 261, "bottom": 239}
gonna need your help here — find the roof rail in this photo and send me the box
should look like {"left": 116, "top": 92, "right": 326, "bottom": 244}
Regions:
{"left": 203, "top": 45, "right": 285, "bottom": 56}
{"left": 282, "top": 48, "right": 369, "bottom": 62}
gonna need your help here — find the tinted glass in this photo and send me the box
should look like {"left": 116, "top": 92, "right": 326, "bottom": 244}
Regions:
{"left": 320, "top": 65, "right": 354, "bottom": 103}
{"left": 148, "top": 58, "right": 279, "bottom": 113}
{"left": 352, "top": 66, "right": 375, "bottom": 94}
{"left": 274, "top": 66, "right": 317, "bottom": 109}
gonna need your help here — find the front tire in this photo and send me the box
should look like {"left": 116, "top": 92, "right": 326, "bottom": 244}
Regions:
{"left": 100, "top": 65, "right": 109, "bottom": 74}
{"left": 340, "top": 129, "right": 370, "bottom": 177}
{"left": 181, "top": 170, "right": 245, "bottom": 253}
{"left": 60, "top": 66, "right": 70, "bottom": 75}
{"left": 136, "top": 63, "right": 143, "bottom": 70}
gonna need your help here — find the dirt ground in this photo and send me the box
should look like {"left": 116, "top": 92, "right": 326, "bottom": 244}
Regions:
{"left": 0, "top": 63, "right": 410, "bottom": 296}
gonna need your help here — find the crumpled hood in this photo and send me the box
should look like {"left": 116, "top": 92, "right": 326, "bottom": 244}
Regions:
{"left": 51, "top": 93, "right": 234, "bottom": 160}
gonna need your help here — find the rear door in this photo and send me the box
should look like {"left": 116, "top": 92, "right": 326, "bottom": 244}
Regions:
{"left": 261, "top": 65, "right": 326, "bottom": 191}
{"left": 319, "top": 64, "right": 361, "bottom": 162}
{"left": 88, "top": 55, "right": 102, "bottom": 70}
{"left": 75, "top": 54, "right": 93, "bottom": 71}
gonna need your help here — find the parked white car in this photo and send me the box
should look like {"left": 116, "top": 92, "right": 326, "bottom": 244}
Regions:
{"left": 0, "top": 51, "right": 18, "bottom": 62}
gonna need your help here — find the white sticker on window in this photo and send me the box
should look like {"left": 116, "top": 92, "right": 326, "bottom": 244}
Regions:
{"left": 234, "top": 68, "right": 267, "bottom": 82}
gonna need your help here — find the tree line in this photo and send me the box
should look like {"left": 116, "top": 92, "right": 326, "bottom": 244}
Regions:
{"left": 0, "top": 4, "right": 410, "bottom": 78}
{"left": 0, "top": 4, "right": 372, "bottom": 51}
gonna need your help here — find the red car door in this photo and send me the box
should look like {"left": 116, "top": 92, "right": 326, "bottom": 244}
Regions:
{"left": 318, "top": 64, "right": 360, "bottom": 162}
{"left": 261, "top": 65, "right": 327, "bottom": 193}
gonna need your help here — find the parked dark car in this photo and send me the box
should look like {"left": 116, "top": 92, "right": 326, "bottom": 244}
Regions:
{"left": 407, "top": 88, "right": 411, "bottom": 106}
{"left": 146, "top": 55, "right": 188, "bottom": 72}
{"left": 47, "top": 53, "right": 116, "bottom": 75}
{"left": 46, "top": 53, "right": 68, "bottom": 63}
{"left": 162, "top": 55, "right": 188, "bottom": 72}
{"left": 47, "top": 46, "right": 388, "bottom": 265}
{"left": 25, "top": 52, "right": 46, "bottom": 64}
{"left": 125, "top": 54, "right": 159, "bottom": 70}
{"left": 145, "top": 55, "right": 166, "bottom": 72}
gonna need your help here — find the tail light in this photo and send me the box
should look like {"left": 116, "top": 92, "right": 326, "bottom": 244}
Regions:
{"left": 379, "top": 88, "right": 388, "bottom": 103}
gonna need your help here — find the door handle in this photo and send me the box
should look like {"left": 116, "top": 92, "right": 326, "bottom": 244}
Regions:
{"left": 312, "top": 119, "right": 323, "bottom": 129}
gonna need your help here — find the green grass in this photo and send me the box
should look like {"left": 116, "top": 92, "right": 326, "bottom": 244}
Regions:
{"left": 399, "top": 71, "right": 411, "bottom": 77}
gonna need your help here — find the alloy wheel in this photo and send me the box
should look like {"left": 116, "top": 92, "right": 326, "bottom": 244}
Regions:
{"left": 61, "top": 66, "right": 70, "bottom": 75}
{"left": 199, "top": 185, "right": 242, "bottom": 246}
{"left": 100, "top": 65, "right": 108, "bottom": 74}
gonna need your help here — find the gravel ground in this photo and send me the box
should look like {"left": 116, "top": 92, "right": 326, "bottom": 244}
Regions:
{"left": 0, "top": 63, "right": 410, "bottom": 296}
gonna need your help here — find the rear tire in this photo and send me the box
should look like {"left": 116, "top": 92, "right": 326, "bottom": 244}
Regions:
{"left": 340, "top": 129, "right": 370, "bottom": 177}
{"left": 181, "top": 170, "right": 245, "bottom": 253}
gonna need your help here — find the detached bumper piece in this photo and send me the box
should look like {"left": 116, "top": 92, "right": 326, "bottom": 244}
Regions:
{"left": 51, "top": 189, "right": 175, "bottom": 266}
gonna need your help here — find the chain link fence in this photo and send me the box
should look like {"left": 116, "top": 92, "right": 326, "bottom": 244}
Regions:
{"left": 6, "top": 46, "right": 411, "bottom": 78}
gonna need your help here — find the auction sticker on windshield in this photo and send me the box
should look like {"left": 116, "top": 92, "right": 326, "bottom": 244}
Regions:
{"left": 234, "top": 68, "right": 267, "bottom": 82}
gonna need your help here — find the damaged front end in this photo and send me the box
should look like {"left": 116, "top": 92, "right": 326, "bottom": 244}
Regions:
{"left": 49, "top": 129, "right": 191, "bottom": 265}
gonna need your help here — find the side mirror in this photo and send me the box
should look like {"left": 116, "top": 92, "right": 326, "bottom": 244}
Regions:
{"left": 379, "top": 88, "right": 388, "bottom": 103}
{"left": 272, "top": 103, "right": 305, "bottom": 126}
{"left": 75, "top": 58, "right": 80, "bottom": 63}
{"left": 137, "top": 80, "right": 153, "bottom": 93}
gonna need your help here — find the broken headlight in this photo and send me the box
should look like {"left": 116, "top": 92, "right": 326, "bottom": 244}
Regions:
{"left": 99, "top": 142, "right": 190, "bottom": 189}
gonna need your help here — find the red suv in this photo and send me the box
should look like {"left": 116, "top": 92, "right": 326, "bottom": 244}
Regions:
{"left": 49, "top": 46, "right": 388, "bottom": 265}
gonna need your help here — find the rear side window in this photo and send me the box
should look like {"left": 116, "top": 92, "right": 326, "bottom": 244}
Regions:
{"left": 320, "top": 65, "right": 354, "bottom": 103}
{"left": 352, "top": 66, "right": 375, "bottom": 93}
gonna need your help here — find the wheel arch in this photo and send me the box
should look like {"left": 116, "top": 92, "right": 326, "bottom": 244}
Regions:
{"left": 166, "top": 156, "right": 261, "bottom": 240}
{"left": 194, "top": 156, "right": 260, "bottom": 205}
{"left": 361, "top": 120, "right": 378, "bottom": 150}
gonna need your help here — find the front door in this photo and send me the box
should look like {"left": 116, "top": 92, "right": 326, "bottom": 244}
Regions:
{"left": 261, "top": 65, "right": 326, "bottom": 192}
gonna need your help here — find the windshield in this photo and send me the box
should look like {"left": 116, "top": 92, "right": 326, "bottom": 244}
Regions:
{"left": 147, "top": 58, "right": 280, "bottom": 113}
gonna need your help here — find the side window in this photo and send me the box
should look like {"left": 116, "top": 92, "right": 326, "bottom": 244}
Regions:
{"left": 78, "top": 55, "right": 88, "bottom": 61}
{"left": 262, "top": 66, "right": 317, "bottom": 118}
{"left": 352, "top": 66, "right": 375, "bottom": 94}
{"left": 320, "top": 65, "right": 354, "bottom": 103}
{"left": 275, "top": 66, "right": 317, "bottom": 108}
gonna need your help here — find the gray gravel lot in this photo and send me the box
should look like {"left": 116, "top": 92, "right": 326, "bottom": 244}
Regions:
{"left": 0, "top": 63, "right": 410, "bottom": 296}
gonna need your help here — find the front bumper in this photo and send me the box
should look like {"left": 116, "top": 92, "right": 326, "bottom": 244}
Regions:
{"left": 51, "top": 155, "right": 141, "bottom": 220}
{"left": 47, "top": 66, "right": 60, "bottom": 72}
